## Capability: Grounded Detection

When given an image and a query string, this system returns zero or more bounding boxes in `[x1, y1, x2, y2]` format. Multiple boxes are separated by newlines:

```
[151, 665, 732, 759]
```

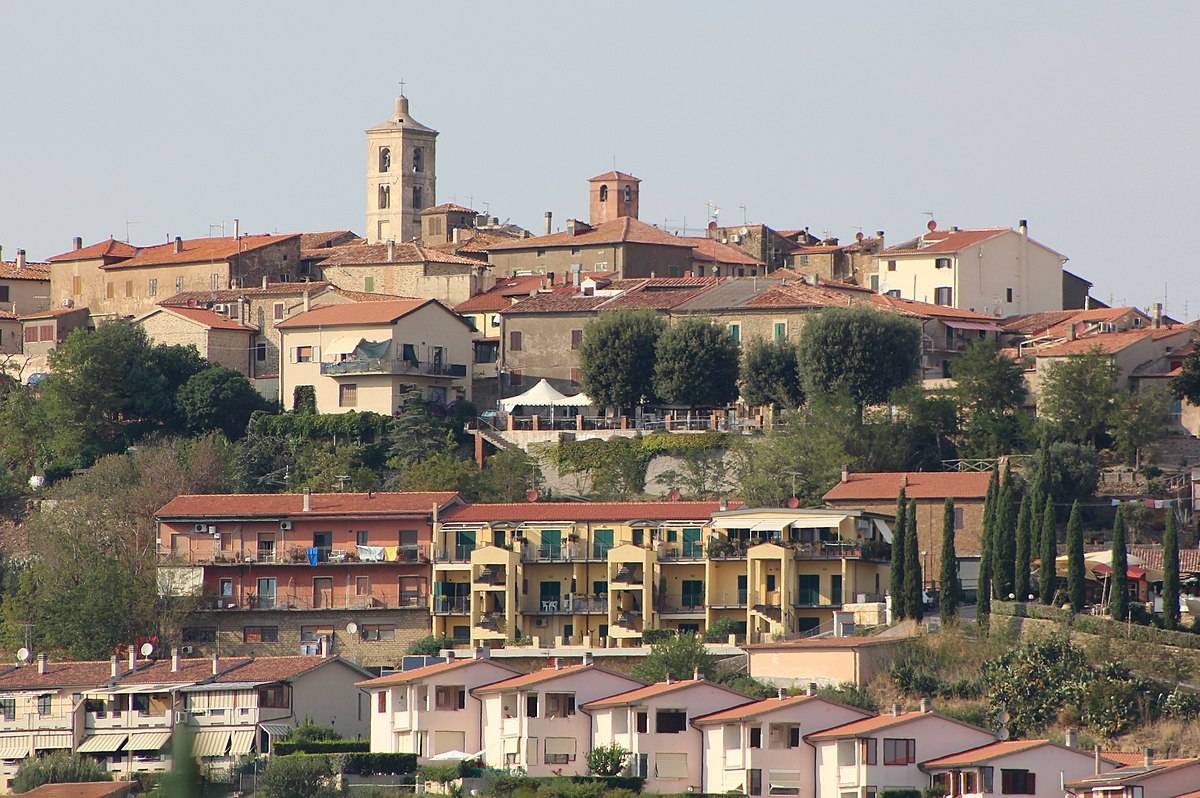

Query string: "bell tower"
[588, 170, 640, 225]
[365, 93, 438, 243]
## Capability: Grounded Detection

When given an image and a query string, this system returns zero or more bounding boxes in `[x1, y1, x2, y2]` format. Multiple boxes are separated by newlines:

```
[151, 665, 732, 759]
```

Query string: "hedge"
[276, 752, 417, 776]
[273, 739, 370, 755]
[641, 628, 677, 645]
[993, 600, 1200, 651]
[569, 775, 644, 792]
[483, 774, 644, 796]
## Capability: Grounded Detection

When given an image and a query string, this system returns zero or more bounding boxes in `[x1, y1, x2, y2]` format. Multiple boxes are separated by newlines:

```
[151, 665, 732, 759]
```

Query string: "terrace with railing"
[320, 357, 467, 378]
[197, 592, 428, 611]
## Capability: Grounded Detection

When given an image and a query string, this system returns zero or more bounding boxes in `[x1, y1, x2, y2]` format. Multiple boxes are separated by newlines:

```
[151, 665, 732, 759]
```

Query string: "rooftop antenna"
[333, 474, 351, 491]
[124, 219, 141, 243]
[739, 205, 747, 225]
[208, 223, 226, 237]
[922, 211, 935, 221]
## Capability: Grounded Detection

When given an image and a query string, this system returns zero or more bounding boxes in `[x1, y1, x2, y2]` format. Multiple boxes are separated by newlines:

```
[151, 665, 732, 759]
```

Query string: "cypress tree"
[1014, 494, 1032, 602]
[1066, 500, 1086, 612]
[1163, 510, 1181, 630]
[904, 499, 924, 620]
[977, 469, 999, 621]
[1110, 504, 1129, 621]
[995, 477, 1017, 600]
[1039, 496, 1057, 605]
[939, 497, 961, 623]
[890, 487, 908, 621]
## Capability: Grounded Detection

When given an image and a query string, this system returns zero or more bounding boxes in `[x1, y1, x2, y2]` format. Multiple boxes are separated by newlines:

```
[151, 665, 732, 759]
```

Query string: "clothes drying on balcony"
[357, 545, 386, 562]
[305, 547, 319, 566]
[498, 379, 593, 411]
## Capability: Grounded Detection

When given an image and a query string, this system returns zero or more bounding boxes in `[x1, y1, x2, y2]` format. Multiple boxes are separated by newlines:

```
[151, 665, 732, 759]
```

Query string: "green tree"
[632, 632, 715, 682]
[579, 309, 664, 410]
[259, 754, 340, 798]
[654, 447, 729, 500]
[980, 635, 1090, 736]
[890, 488, 908, 621]
[739, 338, 804, 408]
[1109, 505, 1129, 621]
[939, 498, 960, 623]
[1171, 348, 1200, 405]
[177, 365, 272, 440]
[1066, 500, 1086, 612]
[395, 451, 479, 494]
[703, 616, 742, 643]
[387, 388, 456, 469]
[1039, 350, 1119, 447]
[903, 499, 923, 620]
[1163, 510, 1181, 630]
[1030, 441, 1099, 515]
[11, 750, 111, 792]
[732, 398, 847, 507]
[796, 306, 922, 409]
[977, 469, 999, 619]
[586, 742, 629, 777]
[1110, 386, 1170, 466]
[0, 386, 50, 486]
[159, 724, 201, 798]
[406, 635, 454, 655]
[476, 447, 542, 502]
[1014, 494, 1032, 601]
[1039, 497, 1057, 605]
[148, 343, 208, 431]
[952, 339, 1028, 456]
[652, 317, 740, 408]
[993, 469, 1017, 600]
[292, 384, 316, 414]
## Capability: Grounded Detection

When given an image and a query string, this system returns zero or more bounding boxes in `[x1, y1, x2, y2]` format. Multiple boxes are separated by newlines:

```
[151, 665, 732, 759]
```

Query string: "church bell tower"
[365, 93, 438, 243]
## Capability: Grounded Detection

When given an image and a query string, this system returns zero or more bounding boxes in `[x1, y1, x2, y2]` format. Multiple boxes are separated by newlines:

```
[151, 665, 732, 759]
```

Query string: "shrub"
[817, 682, 879, 712]
[980, 634, 1091, 736]
[641, 628, 676, 645]
[259, 755, 339, 798]
[11, 751, 111, 793]
[406, 635, 454, 656]
[273, 739, 369, 755]
[703, 616, 741, 643]
[339, 752, 418, 776]
[586, 743, 629, 777]
[286, 719, 340, 743]
[1163, 688, 1200, 719]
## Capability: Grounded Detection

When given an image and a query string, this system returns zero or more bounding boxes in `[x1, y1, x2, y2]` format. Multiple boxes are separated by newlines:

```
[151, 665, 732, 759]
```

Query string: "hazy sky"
[3, 2, 1199, 315]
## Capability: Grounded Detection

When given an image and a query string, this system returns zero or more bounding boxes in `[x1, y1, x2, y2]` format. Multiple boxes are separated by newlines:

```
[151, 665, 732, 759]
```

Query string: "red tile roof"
[0, 260, 51, 281]
[582, 679, 739, 709]
[19, 306, 89, 321]
[0, 661, 114, 690]
[589, 171, 641, 182]
[1002, 307, 1145, 337]
[312, 242, 483, 267]
[474, 663, 631, 694]
[883, 227, 1009, 255]
[148, 306, 258, 331]
[1034, 330, 1156, 357]
[47, 238, 138, 262]
[157, 492, 460, 519]
[922, 739, 1058, 767]
[19, 782, 137, 798]
[693, 694, 828, 723]
[1066, 758, 1200, 788]
[116, 657, 249, 684]
[102, 235, 298, 270]
[441, 500, 730, 523]
[743, 284, 860, 309]
[868, 293, 1000, 321]
[356, 658, 516, 688]
[453, 276, 544, 312]
[824, 472, 991, 502]
[806, 709, 983, 740]
[299, 231, 361, 250]
[742, 635, 907, 651]
[686, 237, 763, 266]
[1128, 545, 1200, 576]
[501, 278, 718, 315]
[421, 203, 477, 215]
[275, 297, 438, 328]
[159, 282, 332, 306]
[487, 217, 693, 251]
[211, 655, 350, 683]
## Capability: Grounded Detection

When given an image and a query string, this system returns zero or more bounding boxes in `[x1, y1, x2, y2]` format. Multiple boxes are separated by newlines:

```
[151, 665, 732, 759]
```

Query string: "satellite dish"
[997, 726, 1010, 741]
[346, 622, 359, 635]
[739, 226, 749, 237]
[140, 642, 155, 657]
[786, 497, 800, 509]
[525, 489, 540, 503]
[926, 219, 937, 232]
[16, 648, 30, 664]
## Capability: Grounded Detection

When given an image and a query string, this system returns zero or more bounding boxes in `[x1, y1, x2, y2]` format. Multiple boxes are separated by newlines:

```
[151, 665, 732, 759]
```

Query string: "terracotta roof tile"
[157, 492, 460, 519]
[868, 293, 999, 321]
[806, 709, 985, 741]
[743, 284, 859, 309]
[159, 282, 332, 306]
[116, 657, 250, 684]
[686, 237, 762, 266]
[146, 306, 257, 331]
[487, 217, 693, 251]
[922, 739, 1058, 768]
[1034, 330, 1157, 357]
[589, 171, 641, 182]
[421, 203, 477, 215]
[19, 782, 137, 798]
[742, 636, 906, 651]
[211, 655, 347, 683]
[440, 500, 730, 523]
[47, 238, 138, 262]
[0, 309, 17, 320]
[275, 298, 439, 328]
[0, 261, 51, 281]
[582, 679, 737, 709]
[1128, 545, 1200, 576]
[501, 278, 717, 315]
[312, 242, 482, 268]
[19, 306, 89, 321]
[824, 472, 991, 502]
[0, 661, 114, 690]
[693, 694, 829, 723]
[453, 276, 544, 312]
[103, 235, 297, 270]
[882, 227, 1009, 255]
[356, 658, 516, 688]
[1066, 758, 1200, 788]
[299, 231, 361, 250]
[326, 287, 411, 303]
[474, 663, 627, 694]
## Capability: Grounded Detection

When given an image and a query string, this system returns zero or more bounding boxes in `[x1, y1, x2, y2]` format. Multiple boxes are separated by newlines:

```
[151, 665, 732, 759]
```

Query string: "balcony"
[709, 590, 748, 609]
[611, 566, 643, 586]
[792, 596, 841, 609]
[474, 566, 509, 587]
[169, 544, 427, 566]
[658, 600, 706, 615]
[523, 594, 608, 615]
[790, 540, 891, 562]
[476, 612, 507, 634]
[320, 357, 467, 378]
[519, 541, 609, 562]
[658, 545, 706, 562]
[433, 544, 479, 563]
[433, 596, 470, 615]
[201, 593, 428, 611]
[85, 710, 171, 731]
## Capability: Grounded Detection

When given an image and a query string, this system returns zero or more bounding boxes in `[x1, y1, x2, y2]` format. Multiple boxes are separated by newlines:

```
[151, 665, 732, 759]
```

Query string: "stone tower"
[588, 170, 640, 225]
[365, 94, 438, 243]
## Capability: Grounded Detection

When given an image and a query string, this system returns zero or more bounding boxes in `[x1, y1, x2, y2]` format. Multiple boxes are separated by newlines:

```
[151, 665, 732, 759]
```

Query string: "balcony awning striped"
[229, 730, 256, 755]
[128, 731, 172, 752]
[78, 733, 127, 754]
[0, 736, 30, 759]
[258, 723, 291, 740]
[34, 733, 72, 750]
[192, 730, 231, 758]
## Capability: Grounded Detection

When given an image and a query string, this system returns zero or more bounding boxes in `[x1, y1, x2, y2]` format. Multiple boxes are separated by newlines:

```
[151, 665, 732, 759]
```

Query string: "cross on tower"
[398, 78, 406, 95]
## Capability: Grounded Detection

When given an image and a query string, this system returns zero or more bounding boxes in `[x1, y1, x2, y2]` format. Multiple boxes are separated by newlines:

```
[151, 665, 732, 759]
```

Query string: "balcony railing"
[201, 593, 427, 611]
[658, 545, 706, 562]
[709, 590, 749, 608]
[474, 567, 509, 586]
[612, 567, 643, 585]
[524, 594, 608, 615]
[169, 544, 427, 566]
[433, 544, 479, 563]
[658, 600, 706, 614]
[519, 542, 610, 562]
[433, 596, 470, 615]
[320, 357, 467, 378]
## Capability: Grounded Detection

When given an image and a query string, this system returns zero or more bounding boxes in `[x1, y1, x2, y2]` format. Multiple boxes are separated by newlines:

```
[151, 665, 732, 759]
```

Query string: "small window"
[655, 709, 687, 733]
[749, 726, 762, 748]
[339, 383, 357, 408]
[355, 576, 370, 596]
[934, 287, 953, 307]
[377, 692, 387, 713]
[211, 273, 221, 290]
[378, 185, 391, 210]
[255, 342, 267, 362]
[887, 260, 897, 271]
[623, 185, 632, 203]
[0, 700, 13, 721]
[379, 147, 391, 173]
[525, 694, 539, 718]
[570, 329, 583, 350]
[0, 286, 8, 303]
[412, 186, 423, 209]
[510, 370, 523, 388]
[570, 367, 582, 385]
[361, 624, 396, 641]
[364, 276, 375, 293]
[509, 330, 522, 351]
[356, 530, 369, 546]
[106, 282, 114, 299]
[886, 289, 901, 298]
[37, 695, 51, 716]
[935, 257, 951, 269]
[176, 276, 185, 293]
[412, 147, 423, 174]
[728, 323, 741, 345]
[860, 737, 877, 765]
[882, 737, 915, 765]
[599, 185, 608, 202]
[954, 508, 964, 529]
[243, 626, 278, 643]
[72, 275, 82, 295]
[273, 302, 285, 320]
[1006, 287, 1014, 303]
[295, 345, 314, 363]
[147, 278, 157, 297]
[182, 627, 217, 643]
[635, 711, 648, 733]
[125, 280, 133, 298]
[773, 321, 787, 342]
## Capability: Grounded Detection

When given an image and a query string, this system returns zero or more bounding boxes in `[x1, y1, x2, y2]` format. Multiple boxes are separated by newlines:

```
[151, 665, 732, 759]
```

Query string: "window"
[106, 282, 114, 299]
[147, 278, 157, 297]
[356, 530, 369, 547]
[635, 710, 648, 733]
[961, 771, 977, 793]
[655, 709, 687, 733]
[72, 275, 82, 295]
[0, 286, 7, 304]
[412, 186, 423, 208]
[860, 737, 877, 765]
[570, 367, 582, 384]
[377, 692, 387, 713]
[935, 257, 951, 269]
[379, 147, 391, 172]
[727, 323, 741, 345]
[339, 383, 357, 407]
[525, 694, 539, 718]
[934, 287, 953, 306]
[176, 276, 185, 293]
[598, 184, 609, 202]
[773, 321, 787, 342]
[361, 624, 395, 641]
[182, 627, 217, 643]
[255, 342, 267, 362]
[570, 329, 583, 349]
[545, 693, 575, 718]
[1000, 769, 1035, 795]
[0, 699, 13, 721]
[954, 508, 964, 529]
[211, 273, 221, 290]
[749, 726, 762, 749]
[623, 185, 632, 203]
[1006, 287, 1014, 303]
[882, 737, 915, 765]
[435, 686, 466, 710]
[378, 185, 390, 209]
[243, 626, 278, 643]
[766, 770, 803, 796]
[364, 275, 375, 293]
[295, 345, 314, 363]
[887, 259, 897, 271]
[509, 330, 522, 351]
[273, 302, 285, 321]
[37, 694, 51, 716]
[748, 769, 762, 797]
[885, 289, 901, 298]
[125, 280, 133, 298]
[510, 369, 523, 387]
[412, 147, 423, 173]
[300, 625, 333, 642]
[130, 694, 150, 714]
[355, 576, 370, 596]
[259, 684, 288, 708]
[219, 578, 233, 597]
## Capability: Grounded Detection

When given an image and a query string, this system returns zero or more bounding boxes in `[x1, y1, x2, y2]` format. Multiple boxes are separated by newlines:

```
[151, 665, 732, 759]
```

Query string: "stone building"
[366, 95, 437, 244]
[0, 251, 50, 353]
[135, 306, 258, 377]
[310, 240, 489, 307]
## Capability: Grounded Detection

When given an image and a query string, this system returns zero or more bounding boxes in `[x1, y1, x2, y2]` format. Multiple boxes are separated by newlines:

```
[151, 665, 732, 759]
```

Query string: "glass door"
[256, 577, 276, 609]
[593, 529, 614, 559]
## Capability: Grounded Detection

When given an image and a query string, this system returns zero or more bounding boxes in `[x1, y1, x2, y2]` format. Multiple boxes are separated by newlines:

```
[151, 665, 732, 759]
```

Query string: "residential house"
[583, 678, 750, 793]
[875, 222, 1067, 315]
[922, 739, 1118, 798]
[155, 491, 462, 667]
[823, 471, 992, 598]
[299, 231, 363, 276]
[1002, 306, 1153, 349]
[308, 240, 490, 307]
[46, 234, 301, 323]
[0, 251, 50, 345]
[806, 703, 997, 798]
[685, 237, 766, 277]
[1031, 327, 1194, 408]
[783, 232, 887, 286]
[473, 660, 643, 776]
[135, 306, 257, 377]
[356, 652, 517, 759]
[0, 310, 19, 356]
[1062, 270, 1095, 310]
[706, 224, 798, 272]
[18, 306, 90, 357]
[1065, 756, 1200, 798]
[276, 298, 472, 414]
[694, 691, 872, 796]
[452, 274, 544, 407]
[743, 636, 907, 689]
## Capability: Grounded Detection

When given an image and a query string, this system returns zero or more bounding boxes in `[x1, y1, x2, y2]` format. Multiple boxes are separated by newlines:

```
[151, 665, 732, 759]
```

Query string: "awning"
[943, 320, 1000, 332]
[78, 734, 127, 754]
[655, 752, 688, 779]
[0, 737, 30, 759]
[258, 723, 292, 739]
[229, 730, 256, 755]
[192, 730, 231, 758]
[544, 737, 576, 756]
[128, 731, 172, 752]
[751, 519, 792, 532]
[33, 734, 72, 750]
[107, 683, 192, 694]
[326, 336, 366, 356]
[499, 379, 593, 411]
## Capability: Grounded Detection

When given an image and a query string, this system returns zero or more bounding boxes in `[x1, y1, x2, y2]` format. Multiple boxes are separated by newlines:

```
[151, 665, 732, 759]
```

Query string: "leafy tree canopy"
[1038, 350, 1118, 448]
[796, 306, 922, 408]
[652, 317, 740, 408]
[952, 340, 1028, 457]
[632, 632, 715, 682]
[579, 309, 664, 409]
[177, 365, 273, 440]
[739, 338, 804, 409]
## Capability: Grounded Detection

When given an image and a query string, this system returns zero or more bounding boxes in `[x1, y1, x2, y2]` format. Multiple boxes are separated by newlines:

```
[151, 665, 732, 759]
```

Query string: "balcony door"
[593, 529, 613, 559]
[797, 574, 820, 606]
[682, 527, 703, 558]
[312, 532, 332, 562]
[256, 577, 276, 609]
[540, 530, 561, 560]
[539, 581, 562, 612]
[455, 530, 475, 560]
[313, 577, 333, 609]
[681, 580, 704, 609]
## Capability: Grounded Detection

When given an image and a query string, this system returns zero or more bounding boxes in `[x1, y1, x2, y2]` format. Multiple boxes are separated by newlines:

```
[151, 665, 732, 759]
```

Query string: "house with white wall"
[694, 690, 872, 796]
[583, 677, 750, 793]
[922, 739, 1119, 798]
[357, 653, 516, 758]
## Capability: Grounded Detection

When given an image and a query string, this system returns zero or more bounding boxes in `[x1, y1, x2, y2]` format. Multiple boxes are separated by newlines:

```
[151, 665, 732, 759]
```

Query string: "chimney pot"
[73, 236, 83, 251]
[807, 682, 817, 696]
[1152, 302, 1163, 329]
[841, 467, 849, 483]
[900, 474, 908, 488]
[452, 227, 462, 245]
[303, 488, 312, 512]
[1093, 745, 1101, 775]
[666, 674, 673, 684]
[262, 275, 268, 289]
[719, 498, 729, 511]
[212, 653, 219, 675]
[582, 651, 593, 666]
[36, 653, 47, 675]
[128, 646, 136, 672]
[1065, 728, 1079, 750]
[110, 655, 118, 677]
[919, 697, 931, 713]
[173, 236, 183, 254]
[387, 239, 396, 263]
[1068, 324, 1077, 341]
[1144, 747, 1153, 767]
[692, 667, 701, 681]
[1019, 219, 1029, 235]
[478, 645, 491, 660]
[16, 250, 26, 271]
[891, 702, 902, 717]
[544, 211, 553, 236]
[171, 648, 180, 673]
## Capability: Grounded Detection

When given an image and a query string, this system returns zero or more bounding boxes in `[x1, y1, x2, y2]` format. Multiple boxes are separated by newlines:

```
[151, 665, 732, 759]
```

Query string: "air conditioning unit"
[173, 710, 191, 724]
[180, 646, 194, 655]
[730, 233, 742, 243]
[194, 523, 207, 534]
[213, 303, 228, 315]
[280, 520, 294, 531]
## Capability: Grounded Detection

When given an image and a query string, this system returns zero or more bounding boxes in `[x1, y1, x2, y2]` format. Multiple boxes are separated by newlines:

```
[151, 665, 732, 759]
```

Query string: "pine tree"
[1109, 504, 1129, 621]
[1039, 497, 1057, 605]
[1163, 510, 1181, 630]
[904, 499, 924, 620]
[977, 469, 999, 622]
[890, 487, 908, 621]
[1014, 494, 1032, 602]
[1066, 500, 1086, 612]
[939, 497, 961, 623]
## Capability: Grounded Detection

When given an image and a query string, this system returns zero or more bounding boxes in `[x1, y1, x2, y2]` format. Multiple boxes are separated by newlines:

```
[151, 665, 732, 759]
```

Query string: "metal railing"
[658, 599, 706, 614]
[524, 594, 608, 615]
[433, 596, 470, 615]
[320, 357, 467, 377]
[709, 590, 749, 608]
[207, 592, 428, 611]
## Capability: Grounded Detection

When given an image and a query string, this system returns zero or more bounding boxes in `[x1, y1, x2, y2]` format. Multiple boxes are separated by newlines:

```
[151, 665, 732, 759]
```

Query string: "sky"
[2, 1, 1199, 316]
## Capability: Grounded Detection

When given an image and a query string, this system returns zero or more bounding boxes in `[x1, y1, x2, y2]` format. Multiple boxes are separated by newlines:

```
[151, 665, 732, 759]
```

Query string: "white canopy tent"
[499, 379, 593, 412]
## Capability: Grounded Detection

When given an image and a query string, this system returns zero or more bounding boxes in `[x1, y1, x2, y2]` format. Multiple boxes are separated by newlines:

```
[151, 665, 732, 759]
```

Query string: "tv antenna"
[124, 219, 141, 243]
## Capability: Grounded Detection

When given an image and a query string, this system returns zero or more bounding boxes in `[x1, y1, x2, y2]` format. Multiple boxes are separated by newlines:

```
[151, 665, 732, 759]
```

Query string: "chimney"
[15, 250, 26, 271]
[302, 488, 312, 512]
[386, 239, 396, 263]
[1018, 219, 1029, 238]
[719, 498, 729, 511]
[262, 275, 268, 289]
[582, 651, 593, 666]
[110, 656, 119, 677]
[1064, 728, 1078, 750]
[875, 231, 885, 246]
[173, 236, 183, 255]
[128, 646, 136, 672]
[36, 653, 47, 674]
[73, 236, 83, 251]
[891, 702, 902, 717]
[806, 682, 818, 696]
[1093, 746, 1101, 775]
[841, 466, 849, 483]
[234, 218, 240, 240]
[477, 645, 490, 660]
[452, 227, 462, 245]
[1153, 302, 1163, 329]
[171, 648, 180, 672]
[777, 688, 786, 700]
[553, 657, 561, 670]
[692, 666, 701, 681]
[919, 697, 932, 713]
[1068, 324, 1077, 341]
[544, 211, 553, 235]
[319, 636, 328, 658]
[303, 289, 310, 312]
[211, 653, 219, 675]
[950, 226, 960, 232]
[1143, 747, 1153, 767]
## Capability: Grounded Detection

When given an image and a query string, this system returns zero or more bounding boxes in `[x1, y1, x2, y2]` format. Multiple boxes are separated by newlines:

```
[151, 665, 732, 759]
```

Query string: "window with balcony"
[259, 684, 289, 708]
[656, 709, 687, 733]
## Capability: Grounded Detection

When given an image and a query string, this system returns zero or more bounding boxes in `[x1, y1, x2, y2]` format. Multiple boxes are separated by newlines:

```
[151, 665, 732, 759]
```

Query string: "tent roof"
[499, 379, 593, 410]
